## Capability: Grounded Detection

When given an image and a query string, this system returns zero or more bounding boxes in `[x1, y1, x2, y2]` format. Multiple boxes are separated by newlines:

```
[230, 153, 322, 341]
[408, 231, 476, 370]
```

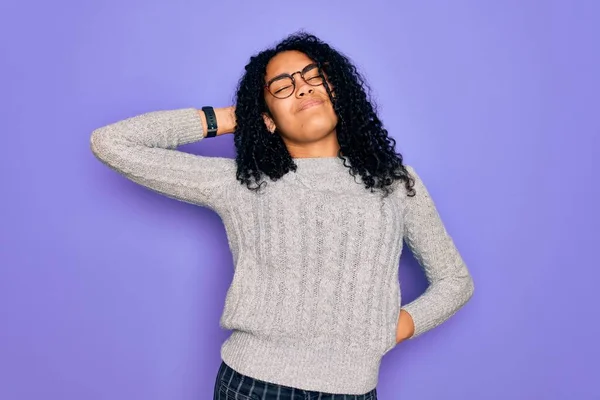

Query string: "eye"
[274, 85, 292, 93]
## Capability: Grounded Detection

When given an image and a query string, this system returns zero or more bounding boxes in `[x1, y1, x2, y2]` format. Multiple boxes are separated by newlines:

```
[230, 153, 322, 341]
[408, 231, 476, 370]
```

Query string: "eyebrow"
[266, 63, 318, 85]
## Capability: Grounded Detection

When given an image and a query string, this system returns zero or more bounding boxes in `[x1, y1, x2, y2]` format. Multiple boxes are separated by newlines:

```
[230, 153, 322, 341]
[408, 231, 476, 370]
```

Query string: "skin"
[397, 309, 415, 343]
[197, 50, 416, 343]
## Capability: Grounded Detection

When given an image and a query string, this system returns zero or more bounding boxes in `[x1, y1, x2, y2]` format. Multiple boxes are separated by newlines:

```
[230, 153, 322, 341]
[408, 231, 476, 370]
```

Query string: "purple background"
[1, 1, 598, 399]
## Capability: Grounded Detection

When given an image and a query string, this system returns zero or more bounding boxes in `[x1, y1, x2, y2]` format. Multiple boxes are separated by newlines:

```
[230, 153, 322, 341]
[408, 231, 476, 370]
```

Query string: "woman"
[91, 32, 474, 399]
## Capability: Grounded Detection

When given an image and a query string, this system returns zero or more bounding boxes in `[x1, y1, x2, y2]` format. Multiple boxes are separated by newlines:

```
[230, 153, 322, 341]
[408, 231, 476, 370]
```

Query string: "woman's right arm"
[90, 107, 237, 212]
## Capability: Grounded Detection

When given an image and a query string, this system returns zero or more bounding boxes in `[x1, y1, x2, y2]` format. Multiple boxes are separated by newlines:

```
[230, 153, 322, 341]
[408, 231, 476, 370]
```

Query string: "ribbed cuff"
[169, 107, 206, 144]
[400, 302, 435, 339]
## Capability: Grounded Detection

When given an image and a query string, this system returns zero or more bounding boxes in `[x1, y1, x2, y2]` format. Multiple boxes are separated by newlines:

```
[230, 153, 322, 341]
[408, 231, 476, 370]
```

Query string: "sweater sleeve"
[400, 165, 475, 339]
[90, 108, 236, 212]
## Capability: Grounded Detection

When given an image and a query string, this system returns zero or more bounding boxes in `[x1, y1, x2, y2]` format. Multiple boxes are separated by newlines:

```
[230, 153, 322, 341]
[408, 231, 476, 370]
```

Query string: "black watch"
[201, 106, 218, 138]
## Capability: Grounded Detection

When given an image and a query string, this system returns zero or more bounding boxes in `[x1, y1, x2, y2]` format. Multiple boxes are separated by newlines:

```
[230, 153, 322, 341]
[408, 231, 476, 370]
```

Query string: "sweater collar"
[284, 156, 369, 194]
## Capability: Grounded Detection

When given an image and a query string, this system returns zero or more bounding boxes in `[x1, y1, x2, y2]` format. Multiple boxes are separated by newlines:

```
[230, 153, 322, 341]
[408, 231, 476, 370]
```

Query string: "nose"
[291, 70, 314, 98]
[297, 86, 315, 97]
[292, 72, 315, 97]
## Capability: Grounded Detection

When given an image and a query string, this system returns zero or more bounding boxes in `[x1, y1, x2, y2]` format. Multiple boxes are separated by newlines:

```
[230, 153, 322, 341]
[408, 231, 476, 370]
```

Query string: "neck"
[284, 130, 341, 159]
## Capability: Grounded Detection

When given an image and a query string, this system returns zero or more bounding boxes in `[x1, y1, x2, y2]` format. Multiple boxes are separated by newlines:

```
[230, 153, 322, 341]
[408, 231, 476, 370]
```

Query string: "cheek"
[319, 71, 335, 93]
[324, 79, 336, 97]
[268, 99, 296, 126]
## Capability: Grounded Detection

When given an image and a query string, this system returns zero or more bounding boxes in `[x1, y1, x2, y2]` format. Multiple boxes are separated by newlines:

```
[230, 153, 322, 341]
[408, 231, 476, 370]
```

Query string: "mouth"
[298, 99, 324, 111]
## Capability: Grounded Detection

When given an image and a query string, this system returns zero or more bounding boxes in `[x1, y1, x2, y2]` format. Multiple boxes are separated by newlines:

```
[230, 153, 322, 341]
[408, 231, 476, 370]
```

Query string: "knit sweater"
[90, 108, 474, 395]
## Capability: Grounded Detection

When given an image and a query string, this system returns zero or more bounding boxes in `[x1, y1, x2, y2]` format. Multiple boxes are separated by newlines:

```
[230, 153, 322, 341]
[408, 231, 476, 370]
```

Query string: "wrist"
[214, 106, 236, 135]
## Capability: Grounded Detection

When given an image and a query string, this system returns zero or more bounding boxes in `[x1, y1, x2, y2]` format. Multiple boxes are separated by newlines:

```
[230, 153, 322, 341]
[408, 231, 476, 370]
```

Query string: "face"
[263, 50, 338, 144]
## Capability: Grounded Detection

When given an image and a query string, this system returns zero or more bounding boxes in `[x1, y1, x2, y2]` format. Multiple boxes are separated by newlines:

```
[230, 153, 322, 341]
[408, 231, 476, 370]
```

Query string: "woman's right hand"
[198, 106, 236, 136]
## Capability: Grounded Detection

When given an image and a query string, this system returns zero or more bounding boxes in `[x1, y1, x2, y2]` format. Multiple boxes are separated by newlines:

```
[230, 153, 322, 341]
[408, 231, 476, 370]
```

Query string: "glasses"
[265, 63, 326, 99]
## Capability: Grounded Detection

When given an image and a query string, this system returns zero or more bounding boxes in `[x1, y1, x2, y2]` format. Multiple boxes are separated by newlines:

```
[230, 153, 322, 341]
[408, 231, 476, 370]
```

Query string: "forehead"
[265, 50, 315, 78]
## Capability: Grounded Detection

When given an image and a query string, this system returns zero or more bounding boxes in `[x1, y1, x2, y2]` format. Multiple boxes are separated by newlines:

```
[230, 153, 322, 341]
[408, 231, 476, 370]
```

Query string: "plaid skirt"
[213, 360, 378, 400]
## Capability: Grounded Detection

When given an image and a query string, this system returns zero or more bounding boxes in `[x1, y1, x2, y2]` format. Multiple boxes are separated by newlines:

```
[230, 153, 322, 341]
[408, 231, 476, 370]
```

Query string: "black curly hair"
[232, 31, 415, 198]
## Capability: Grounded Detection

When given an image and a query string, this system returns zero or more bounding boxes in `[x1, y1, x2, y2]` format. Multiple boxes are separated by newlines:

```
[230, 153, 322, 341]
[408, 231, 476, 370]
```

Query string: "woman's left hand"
[395, 309, 416, 344]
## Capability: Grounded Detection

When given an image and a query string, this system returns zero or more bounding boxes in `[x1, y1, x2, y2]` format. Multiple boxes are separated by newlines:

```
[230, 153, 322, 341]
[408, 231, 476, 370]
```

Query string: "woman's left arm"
[398, 165, 475, 340]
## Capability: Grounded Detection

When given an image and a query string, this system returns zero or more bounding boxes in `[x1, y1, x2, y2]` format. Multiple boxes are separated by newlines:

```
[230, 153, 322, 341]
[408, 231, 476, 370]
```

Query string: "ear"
[262, 113, 276, 133]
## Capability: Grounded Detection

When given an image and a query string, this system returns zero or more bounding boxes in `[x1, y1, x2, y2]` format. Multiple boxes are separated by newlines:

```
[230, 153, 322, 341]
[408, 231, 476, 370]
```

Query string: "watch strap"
[201, 106, 218, 138]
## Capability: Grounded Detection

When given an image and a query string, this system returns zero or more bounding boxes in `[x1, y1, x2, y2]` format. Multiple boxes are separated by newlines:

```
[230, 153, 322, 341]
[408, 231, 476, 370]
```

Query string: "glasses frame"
[264, 62, 328, 99]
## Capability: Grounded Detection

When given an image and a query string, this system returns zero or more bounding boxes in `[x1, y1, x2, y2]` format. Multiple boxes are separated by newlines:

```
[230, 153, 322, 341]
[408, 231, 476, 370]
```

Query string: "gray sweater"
[90, 108, 474, 395]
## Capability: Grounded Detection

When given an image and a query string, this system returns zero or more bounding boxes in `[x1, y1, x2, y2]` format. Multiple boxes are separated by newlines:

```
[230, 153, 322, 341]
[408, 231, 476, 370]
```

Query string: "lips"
[298, 98, 324, 111]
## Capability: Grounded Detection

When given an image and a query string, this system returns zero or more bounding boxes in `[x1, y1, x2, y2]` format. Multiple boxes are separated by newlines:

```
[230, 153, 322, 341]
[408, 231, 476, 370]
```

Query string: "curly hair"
[232, 31, 415, 198]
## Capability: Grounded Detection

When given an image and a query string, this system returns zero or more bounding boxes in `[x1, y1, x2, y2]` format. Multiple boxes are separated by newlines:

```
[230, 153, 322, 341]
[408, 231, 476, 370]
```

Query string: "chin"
[301, 115, 338, 135]
[301, 124, 336, 139]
